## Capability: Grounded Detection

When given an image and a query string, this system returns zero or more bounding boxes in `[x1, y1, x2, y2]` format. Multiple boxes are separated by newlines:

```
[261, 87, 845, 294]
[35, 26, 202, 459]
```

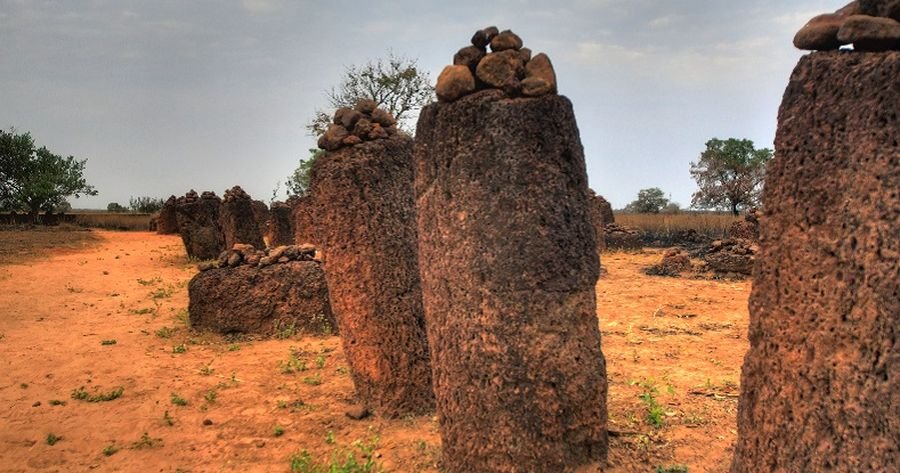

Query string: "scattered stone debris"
[727, 209, 760, 241]
[436, 26, 557, 102]
[703, 238, 757, 277]
[794, 1, 900, 51]
[317, 99, 402, 152]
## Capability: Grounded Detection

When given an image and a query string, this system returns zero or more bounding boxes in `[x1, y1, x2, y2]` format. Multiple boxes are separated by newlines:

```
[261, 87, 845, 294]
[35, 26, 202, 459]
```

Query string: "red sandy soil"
[0, 230, 749, 472]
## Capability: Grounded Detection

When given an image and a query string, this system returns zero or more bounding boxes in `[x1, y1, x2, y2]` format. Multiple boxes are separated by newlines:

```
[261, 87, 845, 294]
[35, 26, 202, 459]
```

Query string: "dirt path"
[0, 231, 749, 472]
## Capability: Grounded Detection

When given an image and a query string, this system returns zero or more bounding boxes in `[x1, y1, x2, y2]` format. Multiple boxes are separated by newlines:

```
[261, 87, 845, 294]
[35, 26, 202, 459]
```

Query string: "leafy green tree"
[1, 128, 97, 218]
[307, 53, 433, 136]
[286, 149, 325, 197]
[625, 187, 669, 213]
[690, 138, 773, 215]
[107, 202, 127, 212]
[128, 196, 164, 213]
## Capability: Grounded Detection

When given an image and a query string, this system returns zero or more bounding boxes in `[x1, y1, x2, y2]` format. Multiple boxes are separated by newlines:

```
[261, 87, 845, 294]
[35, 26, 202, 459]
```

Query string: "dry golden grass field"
[0, 229, 749, 472]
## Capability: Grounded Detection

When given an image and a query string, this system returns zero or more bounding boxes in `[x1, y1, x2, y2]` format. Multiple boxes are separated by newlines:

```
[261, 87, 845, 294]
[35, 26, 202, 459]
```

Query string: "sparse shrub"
[46, 433, 61, 446]
[155, 326, 176, 338]
[170, 393, 188, 406]
[172, 344, 187, 354]
[274, 425, 285, 437]
[71, 386, 124, 402]
[130, 432, 161, 449]
[100, 339, 117, 345]
[102, 444, 119, 456]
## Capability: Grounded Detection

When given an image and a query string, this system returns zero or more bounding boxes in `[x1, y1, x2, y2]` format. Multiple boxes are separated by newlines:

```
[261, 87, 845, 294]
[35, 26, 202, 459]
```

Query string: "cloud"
[648, 15, 676, 28]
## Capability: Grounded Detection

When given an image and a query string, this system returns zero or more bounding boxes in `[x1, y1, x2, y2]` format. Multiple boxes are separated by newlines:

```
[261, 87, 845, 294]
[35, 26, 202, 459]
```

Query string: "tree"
[307, 53, 434, 136]
[625, 187, 669, 213]
[107, 202, 127, 212]
[690, 138, 773, 215]
[286, 149, 325, 197]
[128, 196, 164, 213]
[1, 128, 97, 218]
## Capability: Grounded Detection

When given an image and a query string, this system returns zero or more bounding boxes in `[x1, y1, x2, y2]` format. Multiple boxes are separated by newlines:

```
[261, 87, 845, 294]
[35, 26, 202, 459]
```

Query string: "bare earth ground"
[0, 231, 749, 472]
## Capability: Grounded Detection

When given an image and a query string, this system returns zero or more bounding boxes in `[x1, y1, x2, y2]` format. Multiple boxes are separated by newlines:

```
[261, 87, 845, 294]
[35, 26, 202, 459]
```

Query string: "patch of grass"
[170, 393, 188, 406]
[289, 437, 382, 473]
[130, 432, 162, 450]
[46, 433, 61, 446]
[199, 365, 214, 376]
[274, 321, 299, 340]
[163, 410, 175, 426]
[149, 286, 172, 300]
[136, 277, 162, 286]
[274, 425, 285, 437]
[71, 386, 124, 403]
[49, 399, 67, 406]
[280, 350, 307, 374]
[130, 307, 156, 316]
[172, 344, 187, 354]
[102, 444, 119, 456]
[227, 343, 241, 351]
[175, 309, 190, 327]
[302, 374, 322, 386]
[100, 339, 117, 346]
[638, 387, 665, 428]
[325, 431, 335, 445]
[155, 326, 177, 338]
[656, 466, 689, 473]
[315, 355, 326, 369]
[203, 389, 217, 403]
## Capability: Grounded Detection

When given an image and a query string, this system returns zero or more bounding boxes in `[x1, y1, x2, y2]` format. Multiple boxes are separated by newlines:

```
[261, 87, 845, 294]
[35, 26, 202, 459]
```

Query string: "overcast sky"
[0, 0, 830, 209]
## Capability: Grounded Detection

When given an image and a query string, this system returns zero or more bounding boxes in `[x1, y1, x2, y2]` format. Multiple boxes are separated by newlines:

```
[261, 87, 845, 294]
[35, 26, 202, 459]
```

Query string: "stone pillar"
[251, 200, 270, 244]
[219, 186, 264, 250]
[415, 90, 608, 472]
[291, 195, 317, 246]
[310, 134, 434, 418]
[266, 201, 295, 247]
[156, 195, 179, 234]
[731, 51, 899, 472]
[175, 190, 224, 260]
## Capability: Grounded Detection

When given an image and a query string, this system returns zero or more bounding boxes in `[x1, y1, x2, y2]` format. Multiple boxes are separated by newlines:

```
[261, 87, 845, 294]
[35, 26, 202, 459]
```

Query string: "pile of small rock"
[645, 249, 693, 277]
[198, 243, 318, 271]
[794, 1, 900, 51]
[703, 238, 757, 277]
[435, 26, 558, 102]
[317, 99, 402, 152]
[604, 223, 643, 251]
[727, 209, 760, 241]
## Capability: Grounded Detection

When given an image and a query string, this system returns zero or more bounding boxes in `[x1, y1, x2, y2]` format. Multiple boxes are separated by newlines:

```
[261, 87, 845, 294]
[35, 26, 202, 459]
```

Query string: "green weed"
[46, 433, 61, 445]
[170, 393, 188, 406]
[102, 444, 119, 456]
[71, 386, 124, 402]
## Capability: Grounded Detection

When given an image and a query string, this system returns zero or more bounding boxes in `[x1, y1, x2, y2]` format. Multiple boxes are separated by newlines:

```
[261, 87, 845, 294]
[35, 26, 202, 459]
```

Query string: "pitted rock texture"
[175, 190, 225, 260]
[794, 0, 900, 50]
[251, 199, 270, 243]
[291, 195, 317, 246]
[727, 209, 760, 240]
[588, 190, 613, 253]
[645, 249, 692, 277]
[219, 186, 265, 250]
[731, 51, 899, 473]
[266, 201, 294, 248]
[188, 260, 335, 337]
[156, 195, 179, 234]
[703, 238, 756, 276]
[436, 27, 558, 102]
[310, 134, 434, 418]
[414, 90, 608, 472]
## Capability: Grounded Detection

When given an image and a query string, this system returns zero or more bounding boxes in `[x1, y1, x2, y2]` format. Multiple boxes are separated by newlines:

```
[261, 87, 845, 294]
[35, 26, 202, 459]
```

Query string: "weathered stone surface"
[175, 190, 224, 260]
[838, 14, 900, 51]
[220, 186, 265, 250]
[310, 134, 434, 418]
[436, 65, 476, 102]
[794, 13, 847, 50]
[156, 195, 179, 234]
[188, 260, 335, 336]
[731, 51, 899, 473]
[522, 53, 557, 96]
[266, 201, 294, 247]
[251, 200, 269, 241]
[727, 210, 760, 240]
[291, 195, 317, 246]
[414, 90, 608, 472]
[588, 190, 613, 253]
[453, 45, 486, 72]
[604, 223, 643, 251]
[475, 49, 524, 91]
[370, 108, 396, 127]
[489, 29, 523, 51]
[860, 0, 900, 20]
[354, 99, 377, 114]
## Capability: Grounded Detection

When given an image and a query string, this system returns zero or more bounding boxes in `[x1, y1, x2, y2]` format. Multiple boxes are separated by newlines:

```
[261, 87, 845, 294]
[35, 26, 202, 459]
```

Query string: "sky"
[0, 0, 831, 210]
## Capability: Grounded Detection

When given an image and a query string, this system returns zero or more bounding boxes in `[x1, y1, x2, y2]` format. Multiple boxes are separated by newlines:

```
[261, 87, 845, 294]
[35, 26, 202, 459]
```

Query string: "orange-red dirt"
[0, 231, 749, 472]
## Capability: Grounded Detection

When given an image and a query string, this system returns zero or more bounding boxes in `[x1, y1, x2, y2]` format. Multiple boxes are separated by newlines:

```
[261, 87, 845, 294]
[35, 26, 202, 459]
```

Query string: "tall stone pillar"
[731, 51, 899, 472]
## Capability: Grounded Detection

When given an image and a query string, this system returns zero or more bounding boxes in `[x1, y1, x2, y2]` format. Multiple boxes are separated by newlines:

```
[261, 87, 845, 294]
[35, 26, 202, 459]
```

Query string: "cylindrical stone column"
[731, 51, 899, 472]
[219, 186, 264, 250]
[414, 89, 608, 472]
[175, 190, 225, 260]
[310, 134, 434, 417]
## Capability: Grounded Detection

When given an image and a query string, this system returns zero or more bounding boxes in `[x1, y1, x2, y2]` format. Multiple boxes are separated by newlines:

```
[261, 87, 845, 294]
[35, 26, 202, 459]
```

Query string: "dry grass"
[0, 226, 101, 266]
[615, 212, 739, 244]
[72, 213, 152, 231]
